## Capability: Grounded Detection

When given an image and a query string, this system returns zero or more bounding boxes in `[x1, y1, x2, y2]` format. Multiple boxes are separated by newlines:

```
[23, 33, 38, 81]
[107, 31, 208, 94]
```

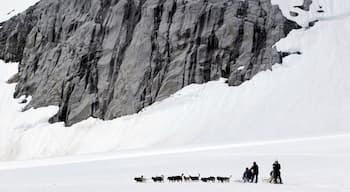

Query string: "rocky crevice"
[0, 0, 301, 126]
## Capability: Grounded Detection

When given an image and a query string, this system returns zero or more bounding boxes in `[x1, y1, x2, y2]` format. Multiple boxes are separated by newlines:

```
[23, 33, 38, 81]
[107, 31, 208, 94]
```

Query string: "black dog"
[152, 175, 164, 183]
[217, 176, 232, 183]
[168, 174, 184, 182]
[190, 174, 200, 181]
[183, 175, 191, 182]
[201, 176, 215, 183]
[134, 176, 146, 183]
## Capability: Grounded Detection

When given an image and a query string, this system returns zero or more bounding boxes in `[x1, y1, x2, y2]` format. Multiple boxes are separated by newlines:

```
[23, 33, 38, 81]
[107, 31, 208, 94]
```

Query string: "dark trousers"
[277, 174, 282, 184]
[273, 171, 282, 184]
[251, 174, 258, 183]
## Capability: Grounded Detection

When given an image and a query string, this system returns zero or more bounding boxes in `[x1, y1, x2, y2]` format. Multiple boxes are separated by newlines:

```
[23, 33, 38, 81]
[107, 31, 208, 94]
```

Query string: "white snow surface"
[0, 134, 349, 191]
[0, 0, 350, 160]
[0, 0, 350, 191]
[0, 0, 39, 22]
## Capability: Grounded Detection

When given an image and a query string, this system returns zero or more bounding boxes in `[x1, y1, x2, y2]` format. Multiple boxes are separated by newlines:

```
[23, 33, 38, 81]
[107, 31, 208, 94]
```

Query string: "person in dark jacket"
[242, 167, 252, 183]
[250, 162, 259, 183]
[272, 160, 283, 184]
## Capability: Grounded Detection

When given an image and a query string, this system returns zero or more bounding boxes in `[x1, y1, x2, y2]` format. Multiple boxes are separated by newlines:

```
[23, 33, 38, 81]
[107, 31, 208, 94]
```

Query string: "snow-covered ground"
[0, 134, 349, 192]
[0, 0, 350, 191]
[1, 0, 350, 160]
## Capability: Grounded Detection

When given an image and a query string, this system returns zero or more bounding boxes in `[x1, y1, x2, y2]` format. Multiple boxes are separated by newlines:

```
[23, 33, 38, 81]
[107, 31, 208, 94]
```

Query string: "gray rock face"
[294, 0, 313, 11]
[0, 0, 300, 126]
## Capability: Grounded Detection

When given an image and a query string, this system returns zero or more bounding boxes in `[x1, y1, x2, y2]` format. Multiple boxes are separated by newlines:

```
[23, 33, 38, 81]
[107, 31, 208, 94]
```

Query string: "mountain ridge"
[0, 0, 299, 126]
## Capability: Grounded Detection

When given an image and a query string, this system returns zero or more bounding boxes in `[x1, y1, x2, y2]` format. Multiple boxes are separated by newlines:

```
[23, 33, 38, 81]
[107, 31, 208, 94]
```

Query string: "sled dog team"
[134, 174, 231, 183]
[134, 161, 282, 184]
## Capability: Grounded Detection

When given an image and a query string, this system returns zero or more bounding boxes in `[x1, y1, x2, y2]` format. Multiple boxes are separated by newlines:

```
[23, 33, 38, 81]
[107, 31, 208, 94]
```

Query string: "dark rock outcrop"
[290, 11, 299, 17]
[0, 0, 300, 126]
[294, 0, 313, 11]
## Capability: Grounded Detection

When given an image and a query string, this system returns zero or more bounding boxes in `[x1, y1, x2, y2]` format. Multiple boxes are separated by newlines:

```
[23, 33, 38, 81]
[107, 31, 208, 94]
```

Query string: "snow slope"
[0, 0, 350, 160]
[0, 0, 39, 23]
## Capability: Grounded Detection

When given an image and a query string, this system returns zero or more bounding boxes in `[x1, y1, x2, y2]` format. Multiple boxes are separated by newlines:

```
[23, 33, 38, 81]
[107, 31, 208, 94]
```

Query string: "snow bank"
[0, 62, 58, 159]
[1, 0, 350, 160]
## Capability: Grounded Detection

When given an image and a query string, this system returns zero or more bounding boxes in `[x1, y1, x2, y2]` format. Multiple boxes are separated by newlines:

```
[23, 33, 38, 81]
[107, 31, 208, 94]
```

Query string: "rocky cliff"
[0, 0, 300, 126]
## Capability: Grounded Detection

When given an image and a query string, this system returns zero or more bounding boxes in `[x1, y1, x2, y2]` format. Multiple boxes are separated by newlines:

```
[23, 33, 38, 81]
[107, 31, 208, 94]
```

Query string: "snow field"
[0, 0, 349, 161]
[0, 134, 349, 192]
[0, 0, 350, 191]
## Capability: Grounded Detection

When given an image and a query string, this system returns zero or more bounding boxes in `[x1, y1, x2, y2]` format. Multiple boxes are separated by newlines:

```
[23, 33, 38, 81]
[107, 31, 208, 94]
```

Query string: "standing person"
[250, 162, 259, 183]
[272, 160, 283, 184]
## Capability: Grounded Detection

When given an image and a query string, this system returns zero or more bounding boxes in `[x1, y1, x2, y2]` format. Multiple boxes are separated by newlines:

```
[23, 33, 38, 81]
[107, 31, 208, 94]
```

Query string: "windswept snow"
[0, 0, 350, 160]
